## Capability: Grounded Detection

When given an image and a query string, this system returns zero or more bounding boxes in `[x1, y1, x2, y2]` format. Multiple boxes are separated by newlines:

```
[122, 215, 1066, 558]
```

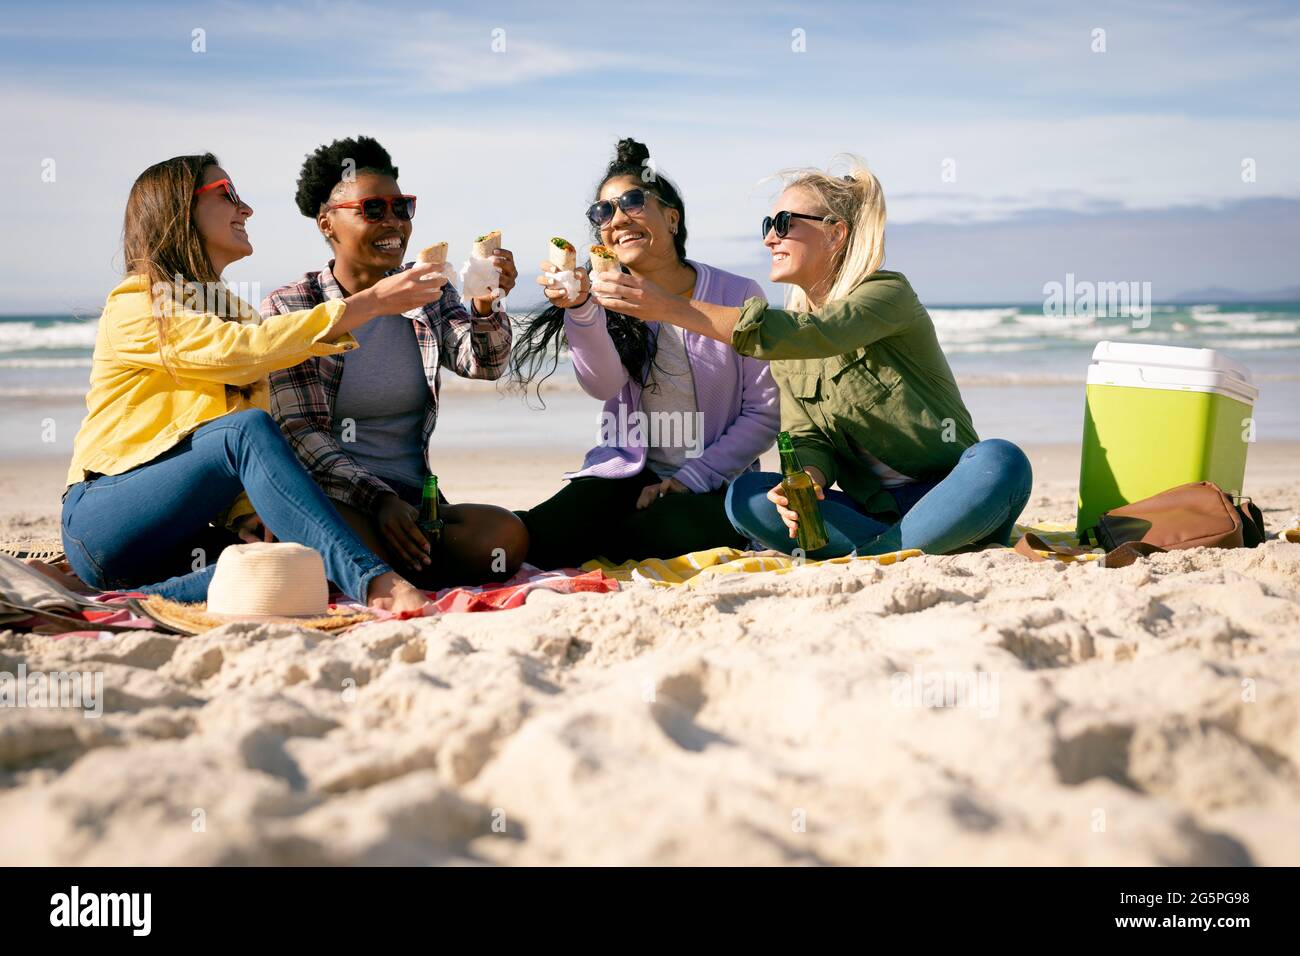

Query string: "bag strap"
[1014, 531, 1166, 568]
[1233, 497, 1267, 547]
[1014, 532, 1092, 561]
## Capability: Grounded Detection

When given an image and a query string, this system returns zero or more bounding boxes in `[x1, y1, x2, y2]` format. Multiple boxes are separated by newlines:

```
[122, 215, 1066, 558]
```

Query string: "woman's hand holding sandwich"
[537, 260, 591, 309]
[469, 248, 518, 317]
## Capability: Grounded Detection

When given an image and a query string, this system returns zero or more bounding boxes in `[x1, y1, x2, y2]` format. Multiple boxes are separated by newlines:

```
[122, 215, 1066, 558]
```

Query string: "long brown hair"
[122, 153, 241, 339]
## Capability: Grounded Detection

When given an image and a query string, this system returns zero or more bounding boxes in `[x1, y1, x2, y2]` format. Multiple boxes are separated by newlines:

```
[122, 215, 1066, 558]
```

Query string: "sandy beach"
[1, 436, 1297, 866]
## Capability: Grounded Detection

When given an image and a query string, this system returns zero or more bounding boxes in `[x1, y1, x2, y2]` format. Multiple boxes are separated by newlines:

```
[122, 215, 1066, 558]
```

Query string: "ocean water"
[4, 302, 1299, 458]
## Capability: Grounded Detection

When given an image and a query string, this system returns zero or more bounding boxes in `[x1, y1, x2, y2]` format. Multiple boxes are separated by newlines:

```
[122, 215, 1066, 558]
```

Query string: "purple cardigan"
[563, 260, 779, 492]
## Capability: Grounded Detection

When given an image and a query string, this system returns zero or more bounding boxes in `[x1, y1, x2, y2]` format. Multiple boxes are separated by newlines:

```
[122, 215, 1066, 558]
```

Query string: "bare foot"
[366, 571, 429, 614]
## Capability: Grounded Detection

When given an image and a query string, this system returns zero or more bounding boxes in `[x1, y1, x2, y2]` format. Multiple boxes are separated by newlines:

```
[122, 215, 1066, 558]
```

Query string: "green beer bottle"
[418, 474, 444, 545]
[777, 431, 829, 553]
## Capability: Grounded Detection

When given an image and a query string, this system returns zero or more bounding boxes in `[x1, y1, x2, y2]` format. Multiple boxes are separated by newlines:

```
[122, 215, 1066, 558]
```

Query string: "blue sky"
[2, 0, 1298, 310]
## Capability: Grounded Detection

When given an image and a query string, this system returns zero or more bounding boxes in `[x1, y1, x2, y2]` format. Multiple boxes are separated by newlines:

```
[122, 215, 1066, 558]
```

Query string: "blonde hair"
[775, 154, 886, 310]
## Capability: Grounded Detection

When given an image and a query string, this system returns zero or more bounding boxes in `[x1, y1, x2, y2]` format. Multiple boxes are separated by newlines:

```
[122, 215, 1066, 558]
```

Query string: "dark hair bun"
[614, 138, 651, 168]
[597, 136, 687, 262]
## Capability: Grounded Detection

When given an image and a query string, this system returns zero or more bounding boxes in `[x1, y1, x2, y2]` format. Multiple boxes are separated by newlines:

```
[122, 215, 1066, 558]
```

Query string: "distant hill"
[1167, 284, 1300, 303]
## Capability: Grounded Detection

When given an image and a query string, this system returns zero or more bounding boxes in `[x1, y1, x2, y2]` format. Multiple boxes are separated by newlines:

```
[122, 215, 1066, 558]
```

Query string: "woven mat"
[0, 536, 65, 562]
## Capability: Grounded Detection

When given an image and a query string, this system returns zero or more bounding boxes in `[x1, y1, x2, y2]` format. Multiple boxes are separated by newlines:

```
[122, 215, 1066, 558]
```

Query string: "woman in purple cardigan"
[513, 139, 778, 568]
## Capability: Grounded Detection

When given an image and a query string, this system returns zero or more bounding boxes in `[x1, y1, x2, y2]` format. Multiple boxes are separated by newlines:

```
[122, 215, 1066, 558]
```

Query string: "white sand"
[2, 444, 1298, 865]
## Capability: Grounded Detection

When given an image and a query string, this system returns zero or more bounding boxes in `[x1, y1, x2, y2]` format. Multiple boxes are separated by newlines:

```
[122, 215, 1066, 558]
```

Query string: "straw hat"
[132, 542, 374, 635]
[208, 542, 329, 619]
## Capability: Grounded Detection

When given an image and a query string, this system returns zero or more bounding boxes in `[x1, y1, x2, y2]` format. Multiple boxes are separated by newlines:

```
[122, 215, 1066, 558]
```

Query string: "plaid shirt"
[263, 261, 511, 514]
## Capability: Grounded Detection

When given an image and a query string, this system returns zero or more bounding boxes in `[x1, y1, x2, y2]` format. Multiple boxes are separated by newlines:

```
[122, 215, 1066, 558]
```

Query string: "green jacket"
[731, 270, 978, 516]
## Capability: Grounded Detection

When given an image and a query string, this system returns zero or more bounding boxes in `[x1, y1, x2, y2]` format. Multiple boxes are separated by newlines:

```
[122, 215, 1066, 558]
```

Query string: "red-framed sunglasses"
[325, 194, 417, 222]
[194, 178, 246, 207]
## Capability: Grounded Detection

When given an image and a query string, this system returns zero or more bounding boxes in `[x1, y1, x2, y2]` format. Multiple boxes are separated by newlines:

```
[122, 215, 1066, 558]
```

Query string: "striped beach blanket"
[423, 567, 619, 612]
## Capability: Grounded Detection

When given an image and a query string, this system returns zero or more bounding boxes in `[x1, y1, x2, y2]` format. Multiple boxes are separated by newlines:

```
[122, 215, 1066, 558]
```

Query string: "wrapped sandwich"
[546, 237, 582, 300]
[417, 242, 448, 267]
[397, 242, 452, 317]
[460, 230, 503, 299]
[548, 236, 576, 271]
[473, 230, 501, 259]
[589, 244, 620, 274]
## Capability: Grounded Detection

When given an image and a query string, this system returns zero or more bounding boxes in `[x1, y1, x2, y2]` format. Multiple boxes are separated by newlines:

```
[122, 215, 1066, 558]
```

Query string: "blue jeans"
[61, 409, 391, 603]
[725, 438, 1033, 559]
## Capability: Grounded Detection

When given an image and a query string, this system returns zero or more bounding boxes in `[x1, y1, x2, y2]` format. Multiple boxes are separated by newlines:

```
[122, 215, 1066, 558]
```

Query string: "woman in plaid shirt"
[264, 136, 527, 588]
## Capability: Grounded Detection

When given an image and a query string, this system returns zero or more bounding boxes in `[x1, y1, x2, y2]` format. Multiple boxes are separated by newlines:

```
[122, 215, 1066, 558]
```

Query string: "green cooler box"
[1077, 341, 1258, 534]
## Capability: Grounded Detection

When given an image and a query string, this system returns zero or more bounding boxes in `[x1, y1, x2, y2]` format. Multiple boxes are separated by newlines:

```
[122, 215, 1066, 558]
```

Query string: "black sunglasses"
[762, 210, 832, 240]
[587, 187, 662, 227]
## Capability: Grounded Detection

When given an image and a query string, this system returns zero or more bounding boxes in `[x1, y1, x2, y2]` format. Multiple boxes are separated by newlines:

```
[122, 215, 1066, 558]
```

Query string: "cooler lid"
[1087, 341, 1258, 404]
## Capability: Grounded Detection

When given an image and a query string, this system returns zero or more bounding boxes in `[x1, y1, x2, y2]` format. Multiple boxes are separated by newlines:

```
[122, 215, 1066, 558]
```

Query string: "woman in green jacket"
[588, 156, 1032, 558]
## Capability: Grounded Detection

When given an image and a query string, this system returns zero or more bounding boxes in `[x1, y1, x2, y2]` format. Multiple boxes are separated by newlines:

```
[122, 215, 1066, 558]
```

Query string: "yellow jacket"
[68, 275, 357, 525]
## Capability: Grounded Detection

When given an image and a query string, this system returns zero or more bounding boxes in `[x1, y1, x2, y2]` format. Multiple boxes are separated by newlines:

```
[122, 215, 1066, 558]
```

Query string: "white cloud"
[3, 0, 1298, 310]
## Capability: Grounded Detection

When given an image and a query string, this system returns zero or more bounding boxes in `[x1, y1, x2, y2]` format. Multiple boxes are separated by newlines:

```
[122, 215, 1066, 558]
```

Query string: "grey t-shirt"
[642, 322, 699, 480]
[330, 315, 428, 489]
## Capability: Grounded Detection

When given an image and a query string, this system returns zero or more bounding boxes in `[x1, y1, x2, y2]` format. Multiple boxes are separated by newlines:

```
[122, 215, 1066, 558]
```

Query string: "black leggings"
[519, 468, 747, 569]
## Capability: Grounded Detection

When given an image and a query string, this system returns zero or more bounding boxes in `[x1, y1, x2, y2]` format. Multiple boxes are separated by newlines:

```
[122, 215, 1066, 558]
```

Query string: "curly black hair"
[294, 135, 399, 217]
[510, 138, 684, 406]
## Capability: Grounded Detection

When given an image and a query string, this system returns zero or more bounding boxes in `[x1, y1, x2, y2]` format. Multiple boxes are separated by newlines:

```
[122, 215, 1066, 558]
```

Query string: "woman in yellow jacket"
[62, 154, 440, 612]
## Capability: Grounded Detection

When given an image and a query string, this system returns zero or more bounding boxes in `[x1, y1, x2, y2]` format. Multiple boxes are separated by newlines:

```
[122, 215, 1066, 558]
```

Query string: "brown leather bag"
[1016, 481, 1266, 567]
